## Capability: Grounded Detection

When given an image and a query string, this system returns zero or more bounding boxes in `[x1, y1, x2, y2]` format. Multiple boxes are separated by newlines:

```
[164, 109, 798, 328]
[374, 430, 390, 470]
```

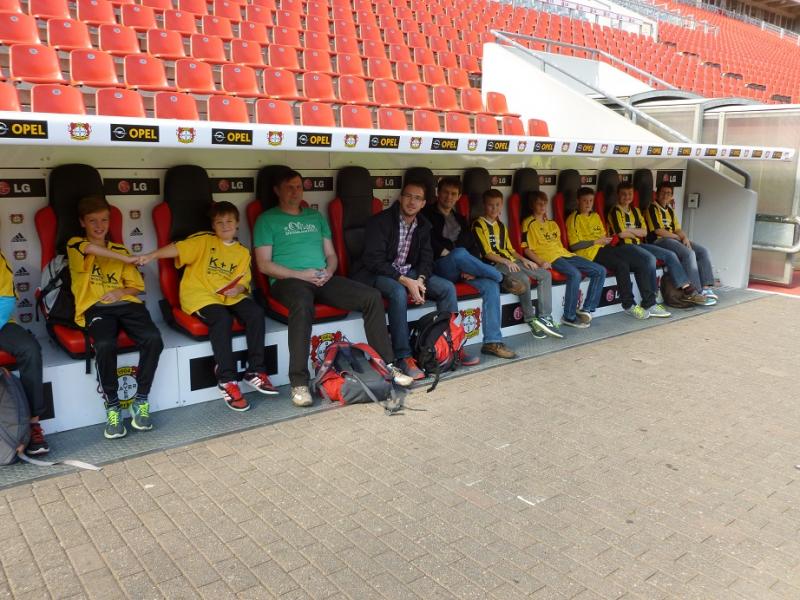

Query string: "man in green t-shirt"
[254, 169, 412, 407]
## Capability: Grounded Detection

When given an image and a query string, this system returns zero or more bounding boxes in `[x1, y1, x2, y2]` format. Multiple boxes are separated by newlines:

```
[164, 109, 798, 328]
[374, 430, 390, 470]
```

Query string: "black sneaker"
[130, 399, 153, 431]
[26, 422, 49, 455]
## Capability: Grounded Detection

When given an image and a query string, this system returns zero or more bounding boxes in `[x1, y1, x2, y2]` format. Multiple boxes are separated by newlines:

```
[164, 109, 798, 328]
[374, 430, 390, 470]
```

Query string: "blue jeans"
[640, 243, 690, 289]
[552, 256, 606, 320]
[374, 270, 458, 359]
[653, 238, 714, 291]
[434, 247, 503, 344]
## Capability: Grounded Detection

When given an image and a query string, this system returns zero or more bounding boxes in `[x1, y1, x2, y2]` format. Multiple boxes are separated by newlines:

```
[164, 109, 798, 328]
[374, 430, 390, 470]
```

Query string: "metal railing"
[668, 0, 800, 41]
[605, 0, 718, 32]
[491, 29, 752, 188]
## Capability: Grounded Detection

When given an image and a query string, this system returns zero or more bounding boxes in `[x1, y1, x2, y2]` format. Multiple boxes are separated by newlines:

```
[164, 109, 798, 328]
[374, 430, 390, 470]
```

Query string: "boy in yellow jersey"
[606, 181, 708, 306]
[0, 251, 48, 455]
[645, 182, 718, 304]
[520, 191, 605, 328]
[67, 195, 163, 440]
[566, 187, 668, 319]
[139, 201, 276, 412]
[471, 189, 562, 340]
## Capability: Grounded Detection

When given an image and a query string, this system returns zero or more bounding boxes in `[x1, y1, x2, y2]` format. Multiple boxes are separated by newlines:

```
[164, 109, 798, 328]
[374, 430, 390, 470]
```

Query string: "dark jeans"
[270, 276, 394, 387]
[0, 323, 44, 419]
[552, 256, 606, 320]
[594, 245, 657, 309]
[196, 298, 265, 383]
[85, 302, 164, 405]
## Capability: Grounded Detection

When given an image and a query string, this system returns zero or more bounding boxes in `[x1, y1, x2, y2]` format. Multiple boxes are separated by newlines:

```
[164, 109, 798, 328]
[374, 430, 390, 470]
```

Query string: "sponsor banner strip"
[0, 113, 793, 161]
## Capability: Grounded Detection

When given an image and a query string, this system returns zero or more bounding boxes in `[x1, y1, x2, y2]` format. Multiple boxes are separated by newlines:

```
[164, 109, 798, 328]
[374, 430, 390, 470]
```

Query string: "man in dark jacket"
[353, 180, 469, 379]
[424, 177, 524, 359]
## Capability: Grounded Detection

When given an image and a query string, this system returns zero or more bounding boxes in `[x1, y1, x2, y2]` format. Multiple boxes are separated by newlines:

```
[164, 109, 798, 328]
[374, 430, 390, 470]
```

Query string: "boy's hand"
[506, 259, 521, 273]
[461, 273, 475, 281]
[594, 237, 613, 246]
[222, 285, 246, 297]
[100, 289, 126, 303]
[134, 253, 154, 266]
[681, 237, 692, 248]
[541, 261, 552, 269]
[521, 259, 537, 271]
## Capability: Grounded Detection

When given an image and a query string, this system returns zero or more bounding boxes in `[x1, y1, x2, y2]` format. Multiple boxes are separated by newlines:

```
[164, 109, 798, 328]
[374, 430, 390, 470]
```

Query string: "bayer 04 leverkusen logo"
[310, 331, 343, 368]
[116, 366, 139, 409]
[459, 307, 481, 339]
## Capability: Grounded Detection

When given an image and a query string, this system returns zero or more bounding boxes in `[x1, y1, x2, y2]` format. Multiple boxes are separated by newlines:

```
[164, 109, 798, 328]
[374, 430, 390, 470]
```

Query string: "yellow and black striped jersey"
[606, 205, 645, 245]
[471, 217, 515, 261]
[646, 203, 680, 234]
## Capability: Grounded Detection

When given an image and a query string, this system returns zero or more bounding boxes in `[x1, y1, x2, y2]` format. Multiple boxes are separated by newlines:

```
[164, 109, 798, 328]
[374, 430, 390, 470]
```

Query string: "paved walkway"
[1, 294, 799, 600]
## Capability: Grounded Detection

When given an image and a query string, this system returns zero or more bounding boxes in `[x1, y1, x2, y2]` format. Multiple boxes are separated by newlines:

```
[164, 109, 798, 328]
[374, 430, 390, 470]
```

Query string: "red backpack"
[409, 310, 467, 392]
[310, 342, 404, 414]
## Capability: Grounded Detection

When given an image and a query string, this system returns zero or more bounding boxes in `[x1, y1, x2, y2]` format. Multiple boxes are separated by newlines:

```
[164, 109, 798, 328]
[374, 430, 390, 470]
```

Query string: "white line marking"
[465, 480, 481, 487]
[495, 443, 510, 450]
[517, 495, 545, 507]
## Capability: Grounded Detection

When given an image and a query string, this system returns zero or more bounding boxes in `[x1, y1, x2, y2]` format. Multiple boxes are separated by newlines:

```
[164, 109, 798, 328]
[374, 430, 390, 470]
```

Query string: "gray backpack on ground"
[0, 368, 30, 465]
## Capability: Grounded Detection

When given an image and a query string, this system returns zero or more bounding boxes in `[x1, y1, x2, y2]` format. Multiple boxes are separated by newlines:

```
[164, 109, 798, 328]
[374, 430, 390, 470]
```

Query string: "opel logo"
[213, 130, 225, 143]
[112, 126, 126, 139]
[299, 134, 308, 144]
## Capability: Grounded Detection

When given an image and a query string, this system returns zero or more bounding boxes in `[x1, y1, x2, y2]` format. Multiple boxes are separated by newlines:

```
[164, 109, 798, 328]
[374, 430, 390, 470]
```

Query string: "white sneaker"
[575, 308, 593, 323]
[648, 304, 671, 318]
[387, 364, 414, 387]
[291, 386, 313, 407]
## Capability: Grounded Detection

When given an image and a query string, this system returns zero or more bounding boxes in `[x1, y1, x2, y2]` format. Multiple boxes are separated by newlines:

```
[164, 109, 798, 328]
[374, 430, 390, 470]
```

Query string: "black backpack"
[38, 255, 76, 326]
[660, 276, 694, 309]
[0, 368, 30, 465]
[410, 310, 467, 393]
[310, 342, 404, 414]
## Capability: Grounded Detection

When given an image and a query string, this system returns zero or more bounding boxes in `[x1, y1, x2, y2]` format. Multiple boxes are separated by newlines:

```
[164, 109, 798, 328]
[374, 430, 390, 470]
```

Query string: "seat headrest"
[513, 168, 539, 221]
[463, 167, 491, 220]
[597, 169, 620, 212]
[633, 169, 654, 211]
[163, 165, 213, 241]
[48, 163, 105, 254]
[255, 164, 292, 210]
[557, 169, 581, 216]
[403, 166, 436, 204]
[336, 166, 375, 229]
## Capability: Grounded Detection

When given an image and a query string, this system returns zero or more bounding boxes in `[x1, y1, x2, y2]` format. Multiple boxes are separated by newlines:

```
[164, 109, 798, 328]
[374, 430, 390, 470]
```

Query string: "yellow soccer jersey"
[472, 217, 515, 261]
[646, 203, 680, 234]
[606, 205, 645, 245]
[0, 251, 15, 298]
[67, 237, 144, 327]
[175, 232, 252, 315]
[521, 216, 573, 264]
[565, 211, 606, 261]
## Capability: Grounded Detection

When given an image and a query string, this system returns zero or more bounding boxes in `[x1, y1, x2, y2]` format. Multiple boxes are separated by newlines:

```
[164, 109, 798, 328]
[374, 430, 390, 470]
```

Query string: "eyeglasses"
[400, 192, 425, 202]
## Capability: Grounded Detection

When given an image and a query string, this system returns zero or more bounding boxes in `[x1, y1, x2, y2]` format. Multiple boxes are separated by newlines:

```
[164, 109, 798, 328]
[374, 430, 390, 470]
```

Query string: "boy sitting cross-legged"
[139, 201, 277, 412]
[68, 195, 164, 439]
[472, 188, 562, 340]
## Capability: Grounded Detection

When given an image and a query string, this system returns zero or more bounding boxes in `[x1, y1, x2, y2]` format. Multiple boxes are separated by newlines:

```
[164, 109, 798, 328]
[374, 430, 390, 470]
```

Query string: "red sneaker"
[458, 349, 480, 366]
[399, 357, 425, 380]
[26, 422, 49, 455]
[242, 372, 279, 395]
[219, 381, 250, 412]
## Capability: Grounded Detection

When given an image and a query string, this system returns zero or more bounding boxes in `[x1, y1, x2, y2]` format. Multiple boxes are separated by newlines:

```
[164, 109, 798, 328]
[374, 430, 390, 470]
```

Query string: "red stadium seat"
[272, 25, 301, 48]
[340, 104, 373, 128]
[444, 111, 470, 133]
[395, 60, 420, 83]
[207, 94, 249, 122]
[372, 78, 404, 107]
[70, 49, 121, 87]
[432, 85, 464, 112]
[366, 57, 394, 80]
[303, 30, 330, 51]
[334, 34, 360, 55]
[30, 84, 85, 114]
[486, 91, 519, 117]
[255, 98, 294, 124]
[213, 0, 242, 21]
[0, 0, 21, 12]
[413, 47, 435, 66]
[460, 54, 480, 74]
[528, 118, 550, 136]
[9, 44, 64, 84]
[412, 109, 439, 132]
[436, 51, 458, 70]
[338, 75, 376, 105]
[28, 0, 69, 19]
[305, 14, 329, 34]
[422, 64, 446, 86]
[502, 115, 525, 136]
[121, 4, 157, 31]
[239, 21, 268, 44]
[336, 53, 364, 77]
[0, 82, 20, 111]
[231, 40, 266, 68]
[300, 101, 336, 126]
[202, 15, 233, 40]
[221, 63, 265, 97]
[245, 4, 271, 24]
[95, 87, 146, 117]
[163, 9, 197, 34]
[190, 34, 227, 63]
[388, 43, 411, 62]
[275, 9, 301, 28]
[99, 24, 141, 56]
[333, 18, 356, 37]
[154, 92, 199, 119]
[268, 44, 301, 71]
[124, 54, 173, 91]
[262, 67, 305, 100]
[460, 87, 485, 112]
[474, 113, 499, 135]
[302, 71, 336, 102]
[76, 0, 116, 25]
[178, 0, 207, 14]
[403, 82, 431, 109]
[362, 40, 386, 59]
[303, 49, 336, 75]
[446, 67, 470, 89]
[146, 28, 186, 60]
[376, 107, 407, 130]
[0, 12, 38, 45]
[175, 58, 217, 94]
[142, 0, 173, 11]
[47, 19, 92, 52]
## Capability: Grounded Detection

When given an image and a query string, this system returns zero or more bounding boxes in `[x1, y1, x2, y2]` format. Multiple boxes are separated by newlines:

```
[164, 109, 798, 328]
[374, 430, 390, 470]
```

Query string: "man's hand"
[505, 259, 521, 273]
[100, 289, 126, 303]
[221, 284, 246, 297]
[401, 276, 426, 304]
[681, 236, 692, 248]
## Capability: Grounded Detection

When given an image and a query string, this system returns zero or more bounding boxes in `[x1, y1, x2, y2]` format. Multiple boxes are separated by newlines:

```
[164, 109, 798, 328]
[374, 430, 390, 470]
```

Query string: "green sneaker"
[527, 319, 547, 339]
[104, 405, 127, 439]
[130, 399, 153, 431]
[625, 305, 650, 320]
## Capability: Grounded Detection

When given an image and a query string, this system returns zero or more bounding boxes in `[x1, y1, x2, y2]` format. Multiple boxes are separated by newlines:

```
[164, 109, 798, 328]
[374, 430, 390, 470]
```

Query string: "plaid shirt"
[392, 218, 417, 275]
